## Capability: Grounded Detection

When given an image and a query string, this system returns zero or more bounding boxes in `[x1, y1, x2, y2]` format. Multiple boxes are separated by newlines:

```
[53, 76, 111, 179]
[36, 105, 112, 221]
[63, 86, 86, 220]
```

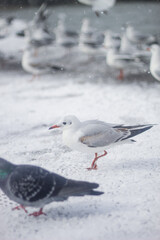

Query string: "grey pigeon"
[0, 158, 103, 216]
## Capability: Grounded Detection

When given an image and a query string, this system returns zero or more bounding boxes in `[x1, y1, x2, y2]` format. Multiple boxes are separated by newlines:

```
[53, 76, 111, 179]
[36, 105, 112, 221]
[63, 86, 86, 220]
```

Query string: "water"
[0, 2, 160, 35]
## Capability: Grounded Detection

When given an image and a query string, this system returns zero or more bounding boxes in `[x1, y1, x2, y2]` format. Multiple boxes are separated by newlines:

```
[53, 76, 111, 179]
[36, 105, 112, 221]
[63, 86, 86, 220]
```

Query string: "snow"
[0, 65, 160, 240]
[0, 3, 160, 240]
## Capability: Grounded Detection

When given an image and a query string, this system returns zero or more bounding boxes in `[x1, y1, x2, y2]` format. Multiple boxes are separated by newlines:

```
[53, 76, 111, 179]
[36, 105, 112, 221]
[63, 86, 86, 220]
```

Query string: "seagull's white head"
[150, 44, 160, 54]
[126, 25, 134, 33]
[49, 115, 80, 130]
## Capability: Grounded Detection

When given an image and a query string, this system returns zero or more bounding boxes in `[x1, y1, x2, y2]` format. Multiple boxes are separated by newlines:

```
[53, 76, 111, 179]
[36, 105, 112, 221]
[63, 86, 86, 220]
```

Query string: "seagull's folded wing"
[154, 69, 160, 78]
[114, 54, 136, 61]
[79, 124, 128, 147]
[29, 62, 49, 70]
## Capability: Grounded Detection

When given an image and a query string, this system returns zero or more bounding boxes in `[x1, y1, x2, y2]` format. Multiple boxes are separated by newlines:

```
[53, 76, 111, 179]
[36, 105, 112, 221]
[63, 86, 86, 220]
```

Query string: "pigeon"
[49, 115, 154, 170]
[0, 158, 103, 216]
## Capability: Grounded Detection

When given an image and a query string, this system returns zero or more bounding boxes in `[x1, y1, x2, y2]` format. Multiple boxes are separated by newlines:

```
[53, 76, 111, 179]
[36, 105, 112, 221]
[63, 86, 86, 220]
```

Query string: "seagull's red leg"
[30, 74, 37, 81]
[12, 205, 28, 213]
[118, 69, 124, 80]
[29, 208, 46, 217]
[87, 151, 107, 170]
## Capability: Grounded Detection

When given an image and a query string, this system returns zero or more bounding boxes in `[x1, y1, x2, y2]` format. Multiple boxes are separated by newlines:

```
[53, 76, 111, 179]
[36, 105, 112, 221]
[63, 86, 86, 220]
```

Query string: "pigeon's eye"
[63, 122, 67, 125]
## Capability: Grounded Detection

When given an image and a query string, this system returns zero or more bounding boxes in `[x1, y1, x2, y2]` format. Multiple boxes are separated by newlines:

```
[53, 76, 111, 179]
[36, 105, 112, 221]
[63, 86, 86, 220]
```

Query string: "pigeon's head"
[49, 115, 80, 130]
[0, 158, 15, 182]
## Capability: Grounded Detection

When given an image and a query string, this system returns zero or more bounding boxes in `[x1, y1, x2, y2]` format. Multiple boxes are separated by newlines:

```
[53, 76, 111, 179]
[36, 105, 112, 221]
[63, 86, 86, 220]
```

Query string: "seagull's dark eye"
[63, 122, 67, 125]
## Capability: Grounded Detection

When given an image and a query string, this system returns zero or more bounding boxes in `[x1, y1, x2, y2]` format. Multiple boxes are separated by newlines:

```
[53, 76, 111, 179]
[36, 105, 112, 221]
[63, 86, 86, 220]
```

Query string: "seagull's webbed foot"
[87, 164, 98, 170]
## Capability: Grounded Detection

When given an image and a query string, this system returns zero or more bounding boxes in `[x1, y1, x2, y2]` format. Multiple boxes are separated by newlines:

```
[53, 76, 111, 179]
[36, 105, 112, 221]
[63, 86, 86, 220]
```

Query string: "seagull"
[106, 48, 144, 79]
[32, 3, 49, 29]
[24, 3, 54, 48]
[21, 43, 66, 76]
[103, 30, 121, 50]
[0, 16, 14, 38]
[79, 18, 104, 54]
[120, 33, 151, 65]
[149, 44, 160, 81]
[78, 0, 116, 16]
[120, 33, 138, 54]
[49, 115, 154, 170]
[125, 25, 157, 45]
[54, 13, 78, 49]
[0, 157, 103, 216]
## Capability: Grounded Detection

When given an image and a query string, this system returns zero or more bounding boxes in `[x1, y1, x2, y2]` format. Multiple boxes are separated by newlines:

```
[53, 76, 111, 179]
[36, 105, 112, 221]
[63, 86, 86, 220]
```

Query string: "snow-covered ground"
[0, 2, 160, 240]
[0, 65, 160, 240]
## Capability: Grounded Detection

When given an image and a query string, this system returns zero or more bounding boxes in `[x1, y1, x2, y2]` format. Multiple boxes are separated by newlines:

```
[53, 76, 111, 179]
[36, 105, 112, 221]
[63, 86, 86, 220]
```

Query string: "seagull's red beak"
[49, 125, 60, 130]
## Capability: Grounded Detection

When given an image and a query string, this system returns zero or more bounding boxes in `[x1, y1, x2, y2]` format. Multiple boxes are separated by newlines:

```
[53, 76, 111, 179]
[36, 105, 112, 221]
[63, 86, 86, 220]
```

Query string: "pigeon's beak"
[49, 125, 60, 130]
[146, 47, 150, 51]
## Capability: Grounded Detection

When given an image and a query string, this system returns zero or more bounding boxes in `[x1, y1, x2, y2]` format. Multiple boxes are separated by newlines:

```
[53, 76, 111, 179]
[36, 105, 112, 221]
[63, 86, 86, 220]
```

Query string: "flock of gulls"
[0, 1, 158, 217]
[0, 2, 160, 81]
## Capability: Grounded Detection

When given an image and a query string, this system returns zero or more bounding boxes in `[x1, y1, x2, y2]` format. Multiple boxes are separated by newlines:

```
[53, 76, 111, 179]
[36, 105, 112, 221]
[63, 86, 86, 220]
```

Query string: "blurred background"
[0, 0, 159, 7]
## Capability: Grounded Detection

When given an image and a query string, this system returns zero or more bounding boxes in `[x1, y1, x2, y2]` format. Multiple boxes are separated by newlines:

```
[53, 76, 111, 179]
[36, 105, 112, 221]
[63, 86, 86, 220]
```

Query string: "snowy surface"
[0, 66, 160, 240]
[0, 3, 160, 240]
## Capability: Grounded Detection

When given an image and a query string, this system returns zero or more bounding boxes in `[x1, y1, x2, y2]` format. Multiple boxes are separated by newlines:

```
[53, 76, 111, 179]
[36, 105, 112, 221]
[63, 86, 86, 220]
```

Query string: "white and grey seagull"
[149, 44, 160, 82]
[78, 0, 116, 16]
[49, 115, 154, 170]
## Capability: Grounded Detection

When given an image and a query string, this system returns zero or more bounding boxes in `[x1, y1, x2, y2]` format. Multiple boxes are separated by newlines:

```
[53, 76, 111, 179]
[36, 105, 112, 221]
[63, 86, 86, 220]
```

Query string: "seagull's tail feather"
[122, 124, 154, 140]
[58, 180, 104, 197]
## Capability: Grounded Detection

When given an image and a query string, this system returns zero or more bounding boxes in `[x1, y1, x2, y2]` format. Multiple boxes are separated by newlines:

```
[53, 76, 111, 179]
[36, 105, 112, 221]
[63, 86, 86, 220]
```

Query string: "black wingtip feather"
[123, 125, 154, 141]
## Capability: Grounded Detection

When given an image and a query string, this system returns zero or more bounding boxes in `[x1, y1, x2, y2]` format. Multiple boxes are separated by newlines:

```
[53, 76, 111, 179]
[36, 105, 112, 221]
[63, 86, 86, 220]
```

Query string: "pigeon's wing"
[58, 179, 103, 197]
[79, 124, 128, 147]
[9, 165, 66, 202]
